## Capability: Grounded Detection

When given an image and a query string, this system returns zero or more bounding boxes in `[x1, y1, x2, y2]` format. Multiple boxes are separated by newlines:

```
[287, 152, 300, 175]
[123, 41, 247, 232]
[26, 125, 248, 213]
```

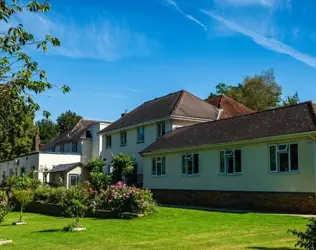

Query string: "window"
[157, 122, 166, 138]
[152, 157, 166, 176]
[20, 167, 25, 175]
[137, 126, 145, 143]
[182, 153, 199, 176]
[120, 131, 127, 146]
[106, 135, 112, 148]
[72, 142, 78, 153]
[220, 149, 242, 174]
[51, 146, 56, 152]
[60, 144, 65, 153]
[69, 174, 79, 187]
[269, 143, 299, 172]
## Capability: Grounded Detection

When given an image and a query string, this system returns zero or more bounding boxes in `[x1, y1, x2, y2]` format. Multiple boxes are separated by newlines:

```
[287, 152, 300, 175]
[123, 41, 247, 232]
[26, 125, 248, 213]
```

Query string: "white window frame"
[157, 122, 166, 138]
[182, 153, 199, 176]
[220, 149, 242, 175]
[269, 143, 299, 173]
[152, 157, 166, 177]
[105, 135, 112, 148]
[120, 131, 127, 146]
[137, 126, 145, 143]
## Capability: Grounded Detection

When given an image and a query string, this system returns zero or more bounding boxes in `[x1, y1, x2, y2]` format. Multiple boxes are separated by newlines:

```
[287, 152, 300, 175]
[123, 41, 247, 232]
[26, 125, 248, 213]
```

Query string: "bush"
[59, 186, 89, 229]
[12, 189, 34, 222]
[0, 191, 10, 225]
[104, 181, 157, 217]
[111, 153, 135, 183]
[6, 175, 41, 191]
[34, 185, 66, 204]
[85, 158, 105, 173]
[289, 218, 316, 249]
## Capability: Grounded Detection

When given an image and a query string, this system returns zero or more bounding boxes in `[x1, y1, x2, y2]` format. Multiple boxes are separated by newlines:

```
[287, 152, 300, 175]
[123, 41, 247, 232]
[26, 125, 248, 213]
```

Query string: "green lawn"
[1, 207, 307, 249]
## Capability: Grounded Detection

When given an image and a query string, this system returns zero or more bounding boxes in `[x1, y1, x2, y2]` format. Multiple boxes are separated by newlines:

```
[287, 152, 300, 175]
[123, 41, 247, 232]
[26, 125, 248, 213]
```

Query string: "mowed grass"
[0, 207, 307, 250]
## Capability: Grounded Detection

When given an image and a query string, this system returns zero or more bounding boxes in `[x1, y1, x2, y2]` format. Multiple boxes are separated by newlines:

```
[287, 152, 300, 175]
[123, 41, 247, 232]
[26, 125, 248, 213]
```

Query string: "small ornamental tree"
[85, 158, 110, 192]
[59, 187, 89, 231]
[12, 189, 34, 224]
[6, 175, 41, 191]
[111, 153, 135, 183]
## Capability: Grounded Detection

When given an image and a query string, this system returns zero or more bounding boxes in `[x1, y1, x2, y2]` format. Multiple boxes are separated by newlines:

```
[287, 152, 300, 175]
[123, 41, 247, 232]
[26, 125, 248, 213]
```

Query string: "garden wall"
[152, 189, 316, 214]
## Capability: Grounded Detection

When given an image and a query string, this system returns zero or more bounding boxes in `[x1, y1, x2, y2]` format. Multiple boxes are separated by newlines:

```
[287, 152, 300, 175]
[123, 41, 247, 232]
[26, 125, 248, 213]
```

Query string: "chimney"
[121, 112, 127, 117]
[33, 134, 40, 152]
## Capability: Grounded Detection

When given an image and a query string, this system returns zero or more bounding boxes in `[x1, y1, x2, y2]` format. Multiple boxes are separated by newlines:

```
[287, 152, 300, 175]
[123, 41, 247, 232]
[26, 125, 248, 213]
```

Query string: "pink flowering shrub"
[104, 181, 157, 216]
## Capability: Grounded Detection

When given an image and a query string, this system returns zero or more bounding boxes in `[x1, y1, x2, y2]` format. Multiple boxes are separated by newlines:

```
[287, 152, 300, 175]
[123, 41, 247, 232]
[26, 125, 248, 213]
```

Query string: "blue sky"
[12, 0, 316, 121]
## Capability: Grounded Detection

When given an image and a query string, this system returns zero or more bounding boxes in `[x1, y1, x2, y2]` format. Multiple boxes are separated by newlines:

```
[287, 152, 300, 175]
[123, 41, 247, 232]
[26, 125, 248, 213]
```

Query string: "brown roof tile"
[206, 95, 254, 119]
[141, 102, 316, 154]
[99, 90, 219, 133]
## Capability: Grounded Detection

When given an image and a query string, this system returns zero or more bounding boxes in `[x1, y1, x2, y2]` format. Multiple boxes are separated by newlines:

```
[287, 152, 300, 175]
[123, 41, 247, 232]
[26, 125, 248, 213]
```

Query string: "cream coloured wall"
[143, 137, 315, 193]
[90, 123, 111, 158]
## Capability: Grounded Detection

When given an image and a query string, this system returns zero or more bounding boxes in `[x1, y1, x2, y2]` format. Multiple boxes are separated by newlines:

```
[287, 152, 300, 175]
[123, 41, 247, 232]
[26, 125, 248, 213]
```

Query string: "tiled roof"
[99, 90, 219, 133]
[48, 162, 82, 173]
[140, 102, 316, 154]
[205, 95, 254, 119]
[40, 119, 105, 151]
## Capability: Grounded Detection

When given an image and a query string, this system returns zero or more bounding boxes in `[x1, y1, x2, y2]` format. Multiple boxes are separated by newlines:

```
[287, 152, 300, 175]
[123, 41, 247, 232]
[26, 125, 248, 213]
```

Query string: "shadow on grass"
[36, 229, 61, 233]
[247, 247, 296, 250]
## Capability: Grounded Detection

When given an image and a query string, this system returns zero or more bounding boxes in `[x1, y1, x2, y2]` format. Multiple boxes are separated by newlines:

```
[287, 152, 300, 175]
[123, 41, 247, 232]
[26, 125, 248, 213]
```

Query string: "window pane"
[162, 157, 166, 175]
[157, 162, 162, 176]
[220, 151, 225, 173]
[290, 144, 299, 171]
[269, 146, 277, 172]
[162, 122, 166, 135]
[193, 154, 199, 174]
[227, 156, 234, 173]
[182, 155, 186, 174]
[279, 152, 289, 172]
[277, 144, 288, 152]
[152, 158, 156, 175]
[234, 149, 242, 173]
[187, 159, 193, 175]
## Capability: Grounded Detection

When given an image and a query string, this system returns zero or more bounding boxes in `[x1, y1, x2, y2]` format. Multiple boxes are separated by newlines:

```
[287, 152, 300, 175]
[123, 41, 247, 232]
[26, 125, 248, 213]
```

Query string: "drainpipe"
[309, 133, 316, 198]
[216, 109, 223, 120]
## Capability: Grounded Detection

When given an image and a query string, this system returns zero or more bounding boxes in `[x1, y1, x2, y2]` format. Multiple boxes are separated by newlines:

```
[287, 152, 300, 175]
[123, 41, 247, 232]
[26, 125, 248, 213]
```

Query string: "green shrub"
[59, 186, 89, 229]
[0, 191, 10, 225]
[85, 158, 104, 173]
[12, 189, 34, 222]
[104, 182, 157, 217]
[111, 153, 135, 183]
[6, 175, 41, 191]
[34, 186, 66, 204]
[289, 218, 316, 249]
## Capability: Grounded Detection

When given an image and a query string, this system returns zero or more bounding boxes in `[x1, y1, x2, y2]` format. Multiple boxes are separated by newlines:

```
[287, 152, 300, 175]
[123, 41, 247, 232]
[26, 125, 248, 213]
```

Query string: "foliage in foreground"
[0, 190, 10, 225]
[288, 218, 316, 249]
[85, 158, 110, 192]
[6, 175, 41, 191]
[111, 153, 135, 183]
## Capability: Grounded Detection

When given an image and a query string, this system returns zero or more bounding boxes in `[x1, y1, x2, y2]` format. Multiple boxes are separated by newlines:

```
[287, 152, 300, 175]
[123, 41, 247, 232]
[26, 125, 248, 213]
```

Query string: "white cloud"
[165, 0, 208, 31]
[202, 10, 316, 69]
[213, 0, 292, 9]
[7, 12, 159, 61]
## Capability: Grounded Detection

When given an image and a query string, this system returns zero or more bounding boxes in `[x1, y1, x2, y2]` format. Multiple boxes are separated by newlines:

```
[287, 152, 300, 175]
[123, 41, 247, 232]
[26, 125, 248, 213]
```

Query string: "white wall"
[90, 122, 111, 158]
[143, 137, 315, 193]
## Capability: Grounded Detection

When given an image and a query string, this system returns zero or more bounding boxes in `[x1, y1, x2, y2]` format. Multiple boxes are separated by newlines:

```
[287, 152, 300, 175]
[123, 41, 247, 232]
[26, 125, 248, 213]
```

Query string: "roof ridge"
[164, 101, 312, 131]
[170, 90, 185, 116]
[143, 90, 184, 105]
[307, 102, 316, 127]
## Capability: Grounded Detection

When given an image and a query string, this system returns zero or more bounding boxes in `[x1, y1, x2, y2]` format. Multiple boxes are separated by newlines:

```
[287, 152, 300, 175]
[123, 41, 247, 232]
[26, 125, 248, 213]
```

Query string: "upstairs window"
[60, 144, 65, 153]
[220, 149, 242, 174]
[72, 142, 78, 153]
[120, 131, 127, 146]
[106, 135, 112, 148]
[137, 126, 145, 143]
[182, 153, 199, 176]
[152, 157, 166, 176]
[157, 122, 166, 138]
[269, 143, 299, 172]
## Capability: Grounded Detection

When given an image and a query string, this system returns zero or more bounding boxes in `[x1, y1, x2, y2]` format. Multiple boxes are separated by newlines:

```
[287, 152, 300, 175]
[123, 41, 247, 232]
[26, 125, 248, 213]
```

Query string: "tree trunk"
[20, 205, 23, 221]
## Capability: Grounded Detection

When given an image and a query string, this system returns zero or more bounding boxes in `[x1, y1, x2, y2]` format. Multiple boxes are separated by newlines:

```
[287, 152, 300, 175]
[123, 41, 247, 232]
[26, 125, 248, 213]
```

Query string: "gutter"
[309, 133, 316, 198]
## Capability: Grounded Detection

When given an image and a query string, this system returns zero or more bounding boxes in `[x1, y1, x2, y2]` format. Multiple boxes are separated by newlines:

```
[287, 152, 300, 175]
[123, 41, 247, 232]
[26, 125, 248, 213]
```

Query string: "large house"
[98, 90, 250, 185]
[0, 119, 111, 187]
[140, 102, 316, 214]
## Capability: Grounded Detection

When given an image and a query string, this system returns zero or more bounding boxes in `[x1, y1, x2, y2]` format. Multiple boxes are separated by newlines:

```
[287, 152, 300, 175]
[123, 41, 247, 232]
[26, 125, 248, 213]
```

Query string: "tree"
[282, 91, 300, 106]
[57, 110, 82, 133]
[0, 0, 70, 160]
[209, 69, 283, 111]
[0, 191, 10, 226]
[12, 189, 34, 224]
[35, 119, 59, 144]
[111, 153, 135, 183]
[85, 158, 110, 192]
